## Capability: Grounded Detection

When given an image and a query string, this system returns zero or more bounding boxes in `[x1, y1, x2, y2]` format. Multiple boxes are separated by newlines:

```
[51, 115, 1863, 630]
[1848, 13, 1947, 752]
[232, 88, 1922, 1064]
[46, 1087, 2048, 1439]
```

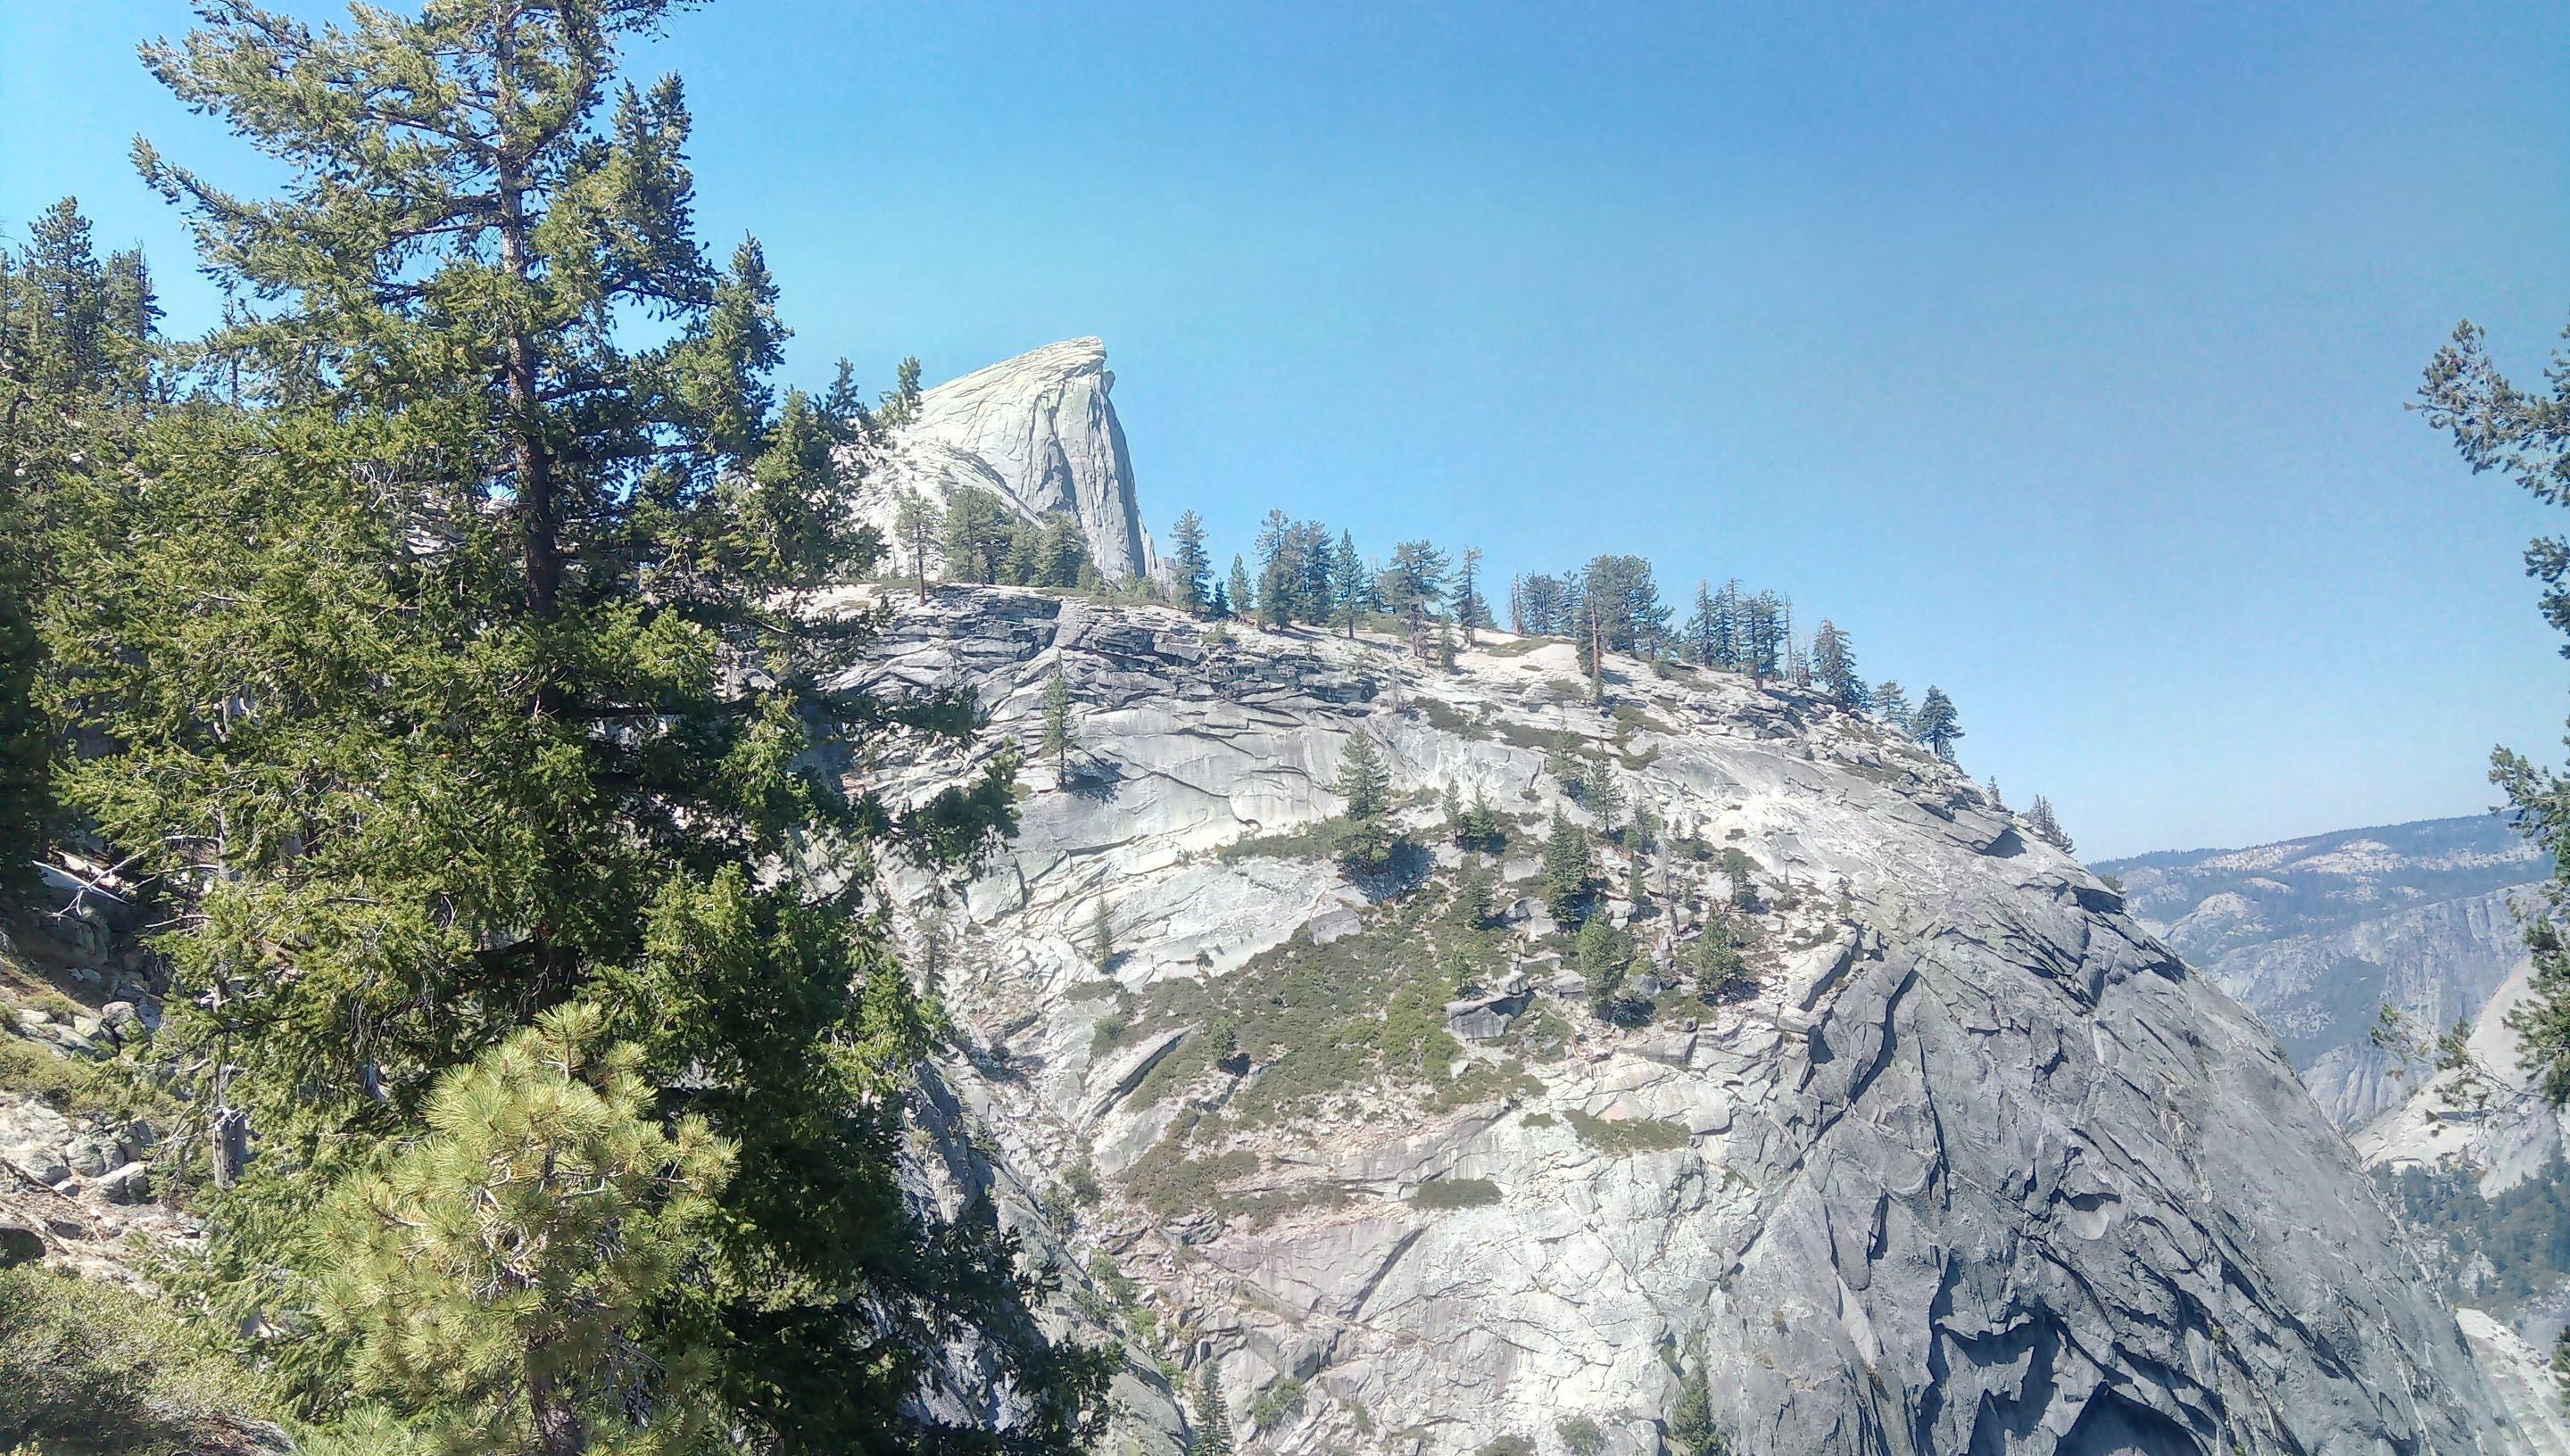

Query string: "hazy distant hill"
[2096, 815, 2543, 1128]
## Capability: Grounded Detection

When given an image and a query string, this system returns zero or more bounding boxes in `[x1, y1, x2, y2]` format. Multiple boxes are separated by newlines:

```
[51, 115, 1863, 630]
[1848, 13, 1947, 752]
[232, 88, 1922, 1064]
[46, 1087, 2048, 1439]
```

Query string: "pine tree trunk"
[493, 14, 560, 622]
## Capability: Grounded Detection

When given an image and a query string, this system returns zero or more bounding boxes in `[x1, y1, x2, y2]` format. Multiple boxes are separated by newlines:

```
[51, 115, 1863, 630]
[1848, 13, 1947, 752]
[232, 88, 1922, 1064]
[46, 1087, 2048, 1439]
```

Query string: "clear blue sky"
[7, 1, 2568, 858]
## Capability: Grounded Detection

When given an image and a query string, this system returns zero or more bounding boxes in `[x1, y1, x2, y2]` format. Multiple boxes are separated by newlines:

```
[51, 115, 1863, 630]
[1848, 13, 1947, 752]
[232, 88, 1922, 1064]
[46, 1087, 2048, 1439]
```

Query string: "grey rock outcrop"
[849, 587, 2524, 1456]
[849, 338, 1156, 583]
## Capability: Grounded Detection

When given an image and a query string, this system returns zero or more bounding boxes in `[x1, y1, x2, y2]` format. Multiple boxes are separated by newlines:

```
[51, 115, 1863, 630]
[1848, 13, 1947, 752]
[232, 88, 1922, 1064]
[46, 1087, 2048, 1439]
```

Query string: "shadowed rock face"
[849, 588, 2520, 1456]
[850, 338, 1156, 583]
[2096, 818, 2542, 1129]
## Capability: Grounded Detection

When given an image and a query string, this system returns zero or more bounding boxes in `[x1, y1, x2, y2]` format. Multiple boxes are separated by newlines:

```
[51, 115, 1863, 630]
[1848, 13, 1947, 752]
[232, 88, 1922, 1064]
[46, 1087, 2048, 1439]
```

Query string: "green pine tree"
[2419, 319, 2570, 1106]
[86, 4, 1103, 1444]
[1667, 1352, 1729, 1456]
[1331, 530, 1370, 638]
[1912, 686, 1964, 760]
[1227, 554, 1256, 627]
[1335, 729, 1392, 820]
[315, 1004, 734, 1455]
[1542, 808, 1595, 924]
[1171, 510, 1212, 616]
[1045, 658, 1076, 775]
[0, 198, 162, 899]
[1191, 1368, 1234, 1456]
[893, 488, 941, 601]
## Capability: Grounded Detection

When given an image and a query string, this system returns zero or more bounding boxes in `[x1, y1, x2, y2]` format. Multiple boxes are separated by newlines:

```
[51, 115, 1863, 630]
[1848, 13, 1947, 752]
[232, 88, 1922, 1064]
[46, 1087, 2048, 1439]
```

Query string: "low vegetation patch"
[1409, 1178, 1502, 1210]
[0, 1267, 284, 1452]
[1565, 1109, 1692, 1154]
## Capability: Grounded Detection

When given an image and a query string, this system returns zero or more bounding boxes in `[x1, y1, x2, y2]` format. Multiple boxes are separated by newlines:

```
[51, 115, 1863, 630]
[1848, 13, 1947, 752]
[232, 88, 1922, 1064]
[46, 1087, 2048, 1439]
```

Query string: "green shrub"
[1556, 1415, 1608, 1456]
[1476, 1437, 1537, 1456]
[1409, 1178, 1501, 1210]
[1248, 1375, 1306, 1427]
[1565, 1110, 1691, 1154]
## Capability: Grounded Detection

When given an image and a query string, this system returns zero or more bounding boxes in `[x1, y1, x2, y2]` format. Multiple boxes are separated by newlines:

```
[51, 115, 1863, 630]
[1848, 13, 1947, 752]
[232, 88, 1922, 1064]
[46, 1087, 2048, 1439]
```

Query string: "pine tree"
[1872, 681, 1913, 734]
[1191, 1368, 1234, 1456]
[2027, 795, 2075, 854]
[1171, 510, 1212, 616]
[1912, 686, 1964, 760]
[1711, 580, 1745, 671]
[941, 484, 1016, 583]
[1228, 555, 1256, 627]
[877, 354, 924, 429]
[1667, 1352, 1729, 1456]
[2419, 320, 2570, 1107]
[1209, 579, 1233, 620]
[90, 4, 1102, 1443]
[1442, 779, 1464, 840]
[1811, 620, 1866, 710]
[1090, 900, 1116, 972]
[1044, 660, 1075, 775]
[893, 489, 941, 601]
[315, 1004, 734, 1454]
[1332, 530, 1371, 638]
[1455, 547, 1486, 646]
[0, 199, 162, 895]
[1383, 540, 1449, 621]
[1335, 729, 1392, 820]
[1254, 509, 1294, 628]
[1462, 783, 1502, 852]
[1542, 808, 1595, 924]
[1576, 916, 1631, 1019]
[1686, 580, 1719, 666]
[1695, 916, 1749, 1002]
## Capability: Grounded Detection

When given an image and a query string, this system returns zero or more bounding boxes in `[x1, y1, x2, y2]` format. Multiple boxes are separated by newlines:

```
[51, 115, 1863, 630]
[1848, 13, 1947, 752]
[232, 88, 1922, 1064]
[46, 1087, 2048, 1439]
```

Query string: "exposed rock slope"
[2096, 817, 2541, 1129]
[844, 589, 2522, 1456]
[848, 338, 1156, 583]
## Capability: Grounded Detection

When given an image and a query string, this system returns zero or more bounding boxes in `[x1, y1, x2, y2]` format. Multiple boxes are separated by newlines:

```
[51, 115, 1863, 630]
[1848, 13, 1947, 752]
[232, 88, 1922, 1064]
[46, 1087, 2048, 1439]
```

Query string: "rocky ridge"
[841, 586, 2531, 1456]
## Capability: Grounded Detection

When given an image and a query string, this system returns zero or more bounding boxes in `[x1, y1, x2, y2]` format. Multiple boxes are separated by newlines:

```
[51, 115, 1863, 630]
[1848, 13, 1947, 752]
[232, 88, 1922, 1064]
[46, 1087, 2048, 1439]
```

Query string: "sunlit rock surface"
[849, 587, 2525, 1456]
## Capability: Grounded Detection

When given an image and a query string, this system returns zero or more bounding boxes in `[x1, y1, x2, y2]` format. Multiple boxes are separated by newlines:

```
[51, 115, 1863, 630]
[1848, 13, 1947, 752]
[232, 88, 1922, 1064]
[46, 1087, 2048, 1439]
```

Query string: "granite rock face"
[846, 588, 2524, 1456]
[849, 338, 1157, 583]
[2097, 817, 2542, 1129]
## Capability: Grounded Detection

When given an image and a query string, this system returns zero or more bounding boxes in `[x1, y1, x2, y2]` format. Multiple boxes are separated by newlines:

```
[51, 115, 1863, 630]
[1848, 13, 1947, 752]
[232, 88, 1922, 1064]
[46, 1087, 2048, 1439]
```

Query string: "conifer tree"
[1811, 620, 1866, 710]
[942, 484, 1016, 583]
[1455, 547, 1486, 646]
[2419, 320, 2570, 1107]
[315, 1004, 734, 1455]
[1044, 659, 1076, 776]
[893, 489, 940, 601]
[1711, 580, 1745, 671]
[1694, 916, 1748, 1002]
[1686, 580, 1719, 666]
[1209, 579, 1233, 620]
[1090, 900, 1116, 972]
[1668, 1352, 1729, 1456]
[1332, 530, 1371, 638]
[877, 354, 924, 429]
[1872, 681, 1914, 734]
[85, 3, 1102, 1443]
[0, 199, 162, 892]
[1912, 687, 1964, 760]
[2027, 795, 2075, 854]
[1383, 540, 1449, 621]
[1335, 729, 1392, 819]
[1228, 555, 1256, 627]
[1191, 1368, 1234, 1456]
[1171, 510, 1212, 616]
[1576, 916, 1632, 1019]
[1542, 808, 1595, 924]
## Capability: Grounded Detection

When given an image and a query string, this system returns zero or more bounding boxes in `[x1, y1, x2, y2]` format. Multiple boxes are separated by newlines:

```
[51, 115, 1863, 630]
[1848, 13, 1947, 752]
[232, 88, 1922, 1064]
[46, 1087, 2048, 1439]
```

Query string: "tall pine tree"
[79, 2, 1102, 1444]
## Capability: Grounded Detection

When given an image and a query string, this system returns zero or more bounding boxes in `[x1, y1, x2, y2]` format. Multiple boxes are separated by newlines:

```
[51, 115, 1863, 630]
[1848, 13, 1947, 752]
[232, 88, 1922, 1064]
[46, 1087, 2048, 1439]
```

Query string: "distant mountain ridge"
[2096, 815, 2543, 1129]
